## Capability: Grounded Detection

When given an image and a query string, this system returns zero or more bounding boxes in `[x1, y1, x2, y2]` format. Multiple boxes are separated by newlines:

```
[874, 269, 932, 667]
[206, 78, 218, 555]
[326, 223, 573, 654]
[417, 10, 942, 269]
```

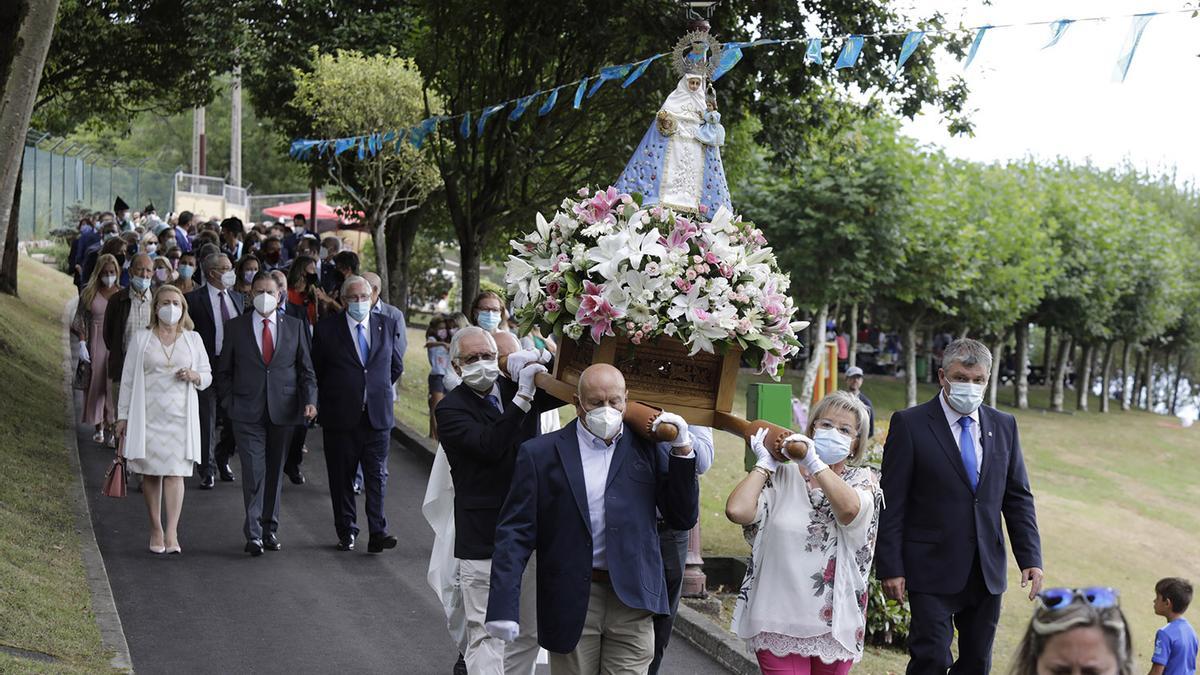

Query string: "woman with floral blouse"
[726, 390, 884, 674]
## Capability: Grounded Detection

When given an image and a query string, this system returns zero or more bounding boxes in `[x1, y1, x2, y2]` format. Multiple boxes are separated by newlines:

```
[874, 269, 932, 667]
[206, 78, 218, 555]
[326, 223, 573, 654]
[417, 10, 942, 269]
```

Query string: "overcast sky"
[898, 0, 1200, 185]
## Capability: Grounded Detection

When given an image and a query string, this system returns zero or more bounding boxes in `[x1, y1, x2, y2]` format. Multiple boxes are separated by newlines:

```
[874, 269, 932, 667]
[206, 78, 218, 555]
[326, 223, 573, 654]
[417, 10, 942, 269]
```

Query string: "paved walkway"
[74, 391, 728, 674]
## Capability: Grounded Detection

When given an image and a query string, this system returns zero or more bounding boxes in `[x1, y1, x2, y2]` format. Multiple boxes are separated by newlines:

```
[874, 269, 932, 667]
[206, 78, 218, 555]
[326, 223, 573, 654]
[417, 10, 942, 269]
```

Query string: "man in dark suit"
[877, 338, 1043, 674]
[186, 252, 243, 487]
[102, 253, 154, 449]
[485, 364, 699, 674]
[216, 272, 317, 556]
[311, 275, 404, 553]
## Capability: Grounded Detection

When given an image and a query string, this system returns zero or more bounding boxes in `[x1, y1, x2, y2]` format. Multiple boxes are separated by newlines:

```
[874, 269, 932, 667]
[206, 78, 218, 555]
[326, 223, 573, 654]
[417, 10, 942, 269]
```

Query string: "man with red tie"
[216, 273, 317, 556]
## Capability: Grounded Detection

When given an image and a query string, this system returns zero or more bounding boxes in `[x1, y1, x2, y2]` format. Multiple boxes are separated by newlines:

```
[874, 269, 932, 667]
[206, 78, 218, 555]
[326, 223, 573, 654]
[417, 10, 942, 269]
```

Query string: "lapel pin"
[987, 431, 993, 437]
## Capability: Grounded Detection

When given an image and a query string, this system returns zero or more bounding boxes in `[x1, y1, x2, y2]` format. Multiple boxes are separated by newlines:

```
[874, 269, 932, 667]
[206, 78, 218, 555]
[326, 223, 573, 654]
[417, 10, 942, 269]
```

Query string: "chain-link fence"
[18, 130, 178, 238]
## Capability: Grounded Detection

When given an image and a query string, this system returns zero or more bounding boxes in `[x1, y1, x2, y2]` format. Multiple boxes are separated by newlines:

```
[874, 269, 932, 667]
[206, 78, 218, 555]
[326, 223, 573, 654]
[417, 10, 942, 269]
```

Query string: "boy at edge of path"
[1151, 577, 1198, 675]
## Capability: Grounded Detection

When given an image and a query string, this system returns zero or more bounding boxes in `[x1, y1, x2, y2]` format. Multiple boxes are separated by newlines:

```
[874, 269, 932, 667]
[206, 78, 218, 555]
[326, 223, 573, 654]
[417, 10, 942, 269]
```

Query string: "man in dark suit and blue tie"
[877, 338, 1043, 674]
[311, 275, 405, 553]
[216, 272, 317, 556]
[485, 363, 700, 674]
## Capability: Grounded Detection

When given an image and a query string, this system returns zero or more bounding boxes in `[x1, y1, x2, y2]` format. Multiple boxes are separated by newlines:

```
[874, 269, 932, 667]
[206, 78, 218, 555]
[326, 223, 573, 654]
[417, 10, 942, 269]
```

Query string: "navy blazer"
[486, 420, 699, 654]
[876, 396, 1042, 595]
[310, 311, 404, 431]
[185, 285, 245, 363]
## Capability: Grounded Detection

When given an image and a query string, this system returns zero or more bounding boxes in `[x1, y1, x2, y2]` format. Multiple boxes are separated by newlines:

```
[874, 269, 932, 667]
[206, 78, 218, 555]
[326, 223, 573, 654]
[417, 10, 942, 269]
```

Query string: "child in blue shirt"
[1152, 577, 1197, 675]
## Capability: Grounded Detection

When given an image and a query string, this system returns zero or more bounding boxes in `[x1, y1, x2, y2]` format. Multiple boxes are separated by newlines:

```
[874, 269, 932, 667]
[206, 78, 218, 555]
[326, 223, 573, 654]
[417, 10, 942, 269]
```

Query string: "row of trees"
[739, 109, 1200, 412]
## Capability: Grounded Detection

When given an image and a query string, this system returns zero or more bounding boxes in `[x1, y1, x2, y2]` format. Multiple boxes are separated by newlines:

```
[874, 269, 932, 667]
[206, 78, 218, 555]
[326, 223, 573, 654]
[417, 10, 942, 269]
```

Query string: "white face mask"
[946, 381, 986, 415]
[584, 405, 624, 441]
[253, 292, 278, 316]
[476, 310, 501, 332]
[460, 359, 500, 392]
[219, 270, 237, 288]
[100, 274, 117, 288]
[812, 428, 852, 465]
[157, 304, 182, 326]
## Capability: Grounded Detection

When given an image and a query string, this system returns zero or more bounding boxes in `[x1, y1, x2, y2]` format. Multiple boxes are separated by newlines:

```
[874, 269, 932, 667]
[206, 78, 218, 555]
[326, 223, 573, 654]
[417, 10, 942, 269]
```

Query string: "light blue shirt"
[657, 425, 713, 475]
[1153, 617, 1198, 675]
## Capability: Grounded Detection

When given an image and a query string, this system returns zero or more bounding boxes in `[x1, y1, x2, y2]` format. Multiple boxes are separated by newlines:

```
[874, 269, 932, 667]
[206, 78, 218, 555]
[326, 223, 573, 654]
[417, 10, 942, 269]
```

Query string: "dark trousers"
[322, 410, 390, 539]
[285, 424, 308, 472]
[198, 387, 234, 478]
[650, 526, 691, 675]
[906, 555, 1002, 675]
[231, 418, 294, 542]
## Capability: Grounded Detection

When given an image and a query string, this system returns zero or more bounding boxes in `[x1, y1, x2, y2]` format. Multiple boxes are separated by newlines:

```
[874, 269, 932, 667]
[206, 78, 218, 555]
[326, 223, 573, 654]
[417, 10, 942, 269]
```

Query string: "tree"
[291, 50, 442, 304]
[0, 0, 60, 296]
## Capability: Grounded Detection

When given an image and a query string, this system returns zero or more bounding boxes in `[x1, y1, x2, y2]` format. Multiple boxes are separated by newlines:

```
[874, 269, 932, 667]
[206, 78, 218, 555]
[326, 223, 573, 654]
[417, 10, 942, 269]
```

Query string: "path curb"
[60, 298, 133, 673]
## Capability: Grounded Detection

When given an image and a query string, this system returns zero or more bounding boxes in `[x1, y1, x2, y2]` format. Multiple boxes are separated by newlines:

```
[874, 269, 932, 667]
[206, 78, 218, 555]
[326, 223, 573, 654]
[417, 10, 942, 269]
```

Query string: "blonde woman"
[151, 256, 176, 288]
[726, 391, 883, 674]
[115, 285, 211, 554]
[73, 253, 122, 444]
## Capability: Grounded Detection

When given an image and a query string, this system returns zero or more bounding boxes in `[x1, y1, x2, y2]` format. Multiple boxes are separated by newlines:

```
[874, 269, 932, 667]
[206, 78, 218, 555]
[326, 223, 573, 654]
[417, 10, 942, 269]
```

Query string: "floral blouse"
[731, 463, 883, 663]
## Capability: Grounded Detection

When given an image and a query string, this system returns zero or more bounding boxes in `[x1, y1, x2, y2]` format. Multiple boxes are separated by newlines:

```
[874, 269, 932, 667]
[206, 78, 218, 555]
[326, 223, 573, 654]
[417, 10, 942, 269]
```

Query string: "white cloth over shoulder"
[423, 443, 469, 653]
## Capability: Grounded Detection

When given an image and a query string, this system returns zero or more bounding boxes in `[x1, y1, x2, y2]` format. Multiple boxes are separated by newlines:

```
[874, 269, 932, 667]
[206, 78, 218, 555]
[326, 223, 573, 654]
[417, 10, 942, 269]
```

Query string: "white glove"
[749, 428, 779, 473]
[787, 433, 827, 475]
[652, 412, 692, 448]
[485, 620, 519, 643]
[78, 341, 91, 364]
[517, 363, 548, 400]
[506, 348, 550, 380]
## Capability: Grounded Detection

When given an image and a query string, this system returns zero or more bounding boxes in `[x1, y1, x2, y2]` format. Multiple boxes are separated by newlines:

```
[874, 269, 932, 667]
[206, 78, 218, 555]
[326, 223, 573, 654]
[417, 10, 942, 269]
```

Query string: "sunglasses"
[1037, 587, 1120, 611]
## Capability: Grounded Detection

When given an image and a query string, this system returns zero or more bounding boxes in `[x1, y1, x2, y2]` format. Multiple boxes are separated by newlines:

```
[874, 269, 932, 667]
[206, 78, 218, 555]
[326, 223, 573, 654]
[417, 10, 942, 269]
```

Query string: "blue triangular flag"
[712, 43, 744, 81]
[459, 112, 471, 139]
[622, 55, 662, 88]
[356, 137, 366, 160]
[573, 78, 588, 109]
[835, 36, 864, 69]
[1113, 13, 1155, 82]
[477, 104, 506, 135]
[897, 31, 925, 70]
[538, 88, 560, 116]
[335, 137, 355, 156]
[963, 25, 991, 69]
[1043, 19, 1074, 49]
[391, 129, 408, 150]
[510, 92, 540, 121]
[805, 38, 823, 65]
[410, 117, 438, 149]
[587, 65, 634, 98]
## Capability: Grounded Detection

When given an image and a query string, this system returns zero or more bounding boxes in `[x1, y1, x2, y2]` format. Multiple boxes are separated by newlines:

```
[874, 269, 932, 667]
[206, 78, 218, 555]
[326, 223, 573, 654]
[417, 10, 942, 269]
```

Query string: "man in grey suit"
[216, 272, 318, 556]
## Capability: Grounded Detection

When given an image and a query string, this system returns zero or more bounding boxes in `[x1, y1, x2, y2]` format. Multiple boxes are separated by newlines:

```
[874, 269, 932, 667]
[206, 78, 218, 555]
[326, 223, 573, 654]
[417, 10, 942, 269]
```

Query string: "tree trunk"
[0, 162, 20, 295]
[796, 304, 829, 412]
[1131, 349, 1146, 409]
[1170, 351, 1185, 415]
[1050, 336, 1073, 412]
[1041, 327, 1054, 385]
[1120, 342, 1134, 411]
[847, 302, 859, 369]
[371, 218, 390, 304]
[0, 0, 60, 296]
[1099, 342, 1114, 413]
[905, 322, 919, 408]
[384, 208, 421, 314]
[1014, 321, 1030, 409]
[459, 236, 481, 313]
[1142, 348, 1156, 410]
[1076, 343, 1094, 411]
[924, 328, 936, 384]
[988, 336, 1003, 409]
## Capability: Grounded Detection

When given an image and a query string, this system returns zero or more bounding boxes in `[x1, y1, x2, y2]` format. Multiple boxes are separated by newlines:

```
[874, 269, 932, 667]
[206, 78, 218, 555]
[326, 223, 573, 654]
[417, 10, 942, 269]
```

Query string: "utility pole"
[230, 65, 243, 187]
[192, 106, 207, 178]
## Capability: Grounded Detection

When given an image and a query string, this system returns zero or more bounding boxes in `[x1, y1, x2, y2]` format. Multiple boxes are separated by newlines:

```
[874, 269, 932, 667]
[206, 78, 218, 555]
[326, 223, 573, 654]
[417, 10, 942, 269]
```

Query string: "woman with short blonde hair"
[116, 285, 209, 554]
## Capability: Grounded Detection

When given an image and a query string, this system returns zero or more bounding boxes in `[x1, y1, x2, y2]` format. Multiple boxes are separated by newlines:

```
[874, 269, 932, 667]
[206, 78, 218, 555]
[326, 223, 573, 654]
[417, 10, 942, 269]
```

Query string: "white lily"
[625, 227, 668, 270]
[504, 256, 542, 309]
[586, 230, 631, 280]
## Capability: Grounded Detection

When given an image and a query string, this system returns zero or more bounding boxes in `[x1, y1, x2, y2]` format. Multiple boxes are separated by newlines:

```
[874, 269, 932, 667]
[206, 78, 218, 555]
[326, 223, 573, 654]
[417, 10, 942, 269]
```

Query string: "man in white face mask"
[878, 338, 1043, 674]
[485, 364, 701, 675]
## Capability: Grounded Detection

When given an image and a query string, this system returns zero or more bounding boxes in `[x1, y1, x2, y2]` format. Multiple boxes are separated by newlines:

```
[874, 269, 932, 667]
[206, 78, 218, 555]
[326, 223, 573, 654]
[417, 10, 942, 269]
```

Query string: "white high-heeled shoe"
[149, 544, 166, 554]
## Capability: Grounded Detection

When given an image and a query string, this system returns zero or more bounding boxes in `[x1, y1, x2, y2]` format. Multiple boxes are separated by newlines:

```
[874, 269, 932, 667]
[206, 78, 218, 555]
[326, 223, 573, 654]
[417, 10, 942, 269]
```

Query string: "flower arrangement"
[505, 186, 802, 378]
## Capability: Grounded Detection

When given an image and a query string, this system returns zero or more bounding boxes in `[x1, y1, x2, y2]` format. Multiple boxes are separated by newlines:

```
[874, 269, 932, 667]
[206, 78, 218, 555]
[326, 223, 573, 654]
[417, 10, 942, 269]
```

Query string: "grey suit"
[216, 311, 317, 542]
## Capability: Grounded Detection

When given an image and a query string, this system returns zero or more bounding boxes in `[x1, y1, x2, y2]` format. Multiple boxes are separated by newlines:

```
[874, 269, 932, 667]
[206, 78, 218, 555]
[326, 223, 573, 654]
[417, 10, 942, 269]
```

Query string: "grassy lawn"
[0, 256, 112, 672]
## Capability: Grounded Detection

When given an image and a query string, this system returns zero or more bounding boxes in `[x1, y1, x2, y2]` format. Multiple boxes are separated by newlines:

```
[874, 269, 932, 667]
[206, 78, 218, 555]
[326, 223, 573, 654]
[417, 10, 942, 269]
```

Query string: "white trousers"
[459, 554, 539, 675]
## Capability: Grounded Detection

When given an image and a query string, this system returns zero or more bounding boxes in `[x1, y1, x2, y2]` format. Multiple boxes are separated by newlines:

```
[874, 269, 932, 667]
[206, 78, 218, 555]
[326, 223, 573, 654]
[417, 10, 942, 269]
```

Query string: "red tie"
[261, 319, 274, 365]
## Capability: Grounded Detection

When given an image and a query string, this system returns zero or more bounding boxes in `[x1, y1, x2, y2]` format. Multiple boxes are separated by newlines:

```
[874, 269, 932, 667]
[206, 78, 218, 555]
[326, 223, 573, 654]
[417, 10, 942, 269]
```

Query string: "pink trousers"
[755, 650, 854, 675]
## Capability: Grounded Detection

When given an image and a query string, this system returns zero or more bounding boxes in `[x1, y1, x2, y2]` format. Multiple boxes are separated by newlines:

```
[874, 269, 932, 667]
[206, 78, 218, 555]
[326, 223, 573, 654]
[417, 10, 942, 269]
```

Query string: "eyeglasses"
[814, 419, 857, 437]
[1037, 587, 1120, 611]
[458, 352, 497, 366]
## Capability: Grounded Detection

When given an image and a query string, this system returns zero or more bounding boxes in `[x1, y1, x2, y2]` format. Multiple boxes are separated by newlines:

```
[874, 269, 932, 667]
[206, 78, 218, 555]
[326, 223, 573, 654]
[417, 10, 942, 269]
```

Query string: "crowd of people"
[63, 198, 1197, 675]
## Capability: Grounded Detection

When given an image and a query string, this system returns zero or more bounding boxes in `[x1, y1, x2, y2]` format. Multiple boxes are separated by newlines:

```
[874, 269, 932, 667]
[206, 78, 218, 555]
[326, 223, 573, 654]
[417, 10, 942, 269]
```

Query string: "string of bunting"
[289, 7, 1191, 162]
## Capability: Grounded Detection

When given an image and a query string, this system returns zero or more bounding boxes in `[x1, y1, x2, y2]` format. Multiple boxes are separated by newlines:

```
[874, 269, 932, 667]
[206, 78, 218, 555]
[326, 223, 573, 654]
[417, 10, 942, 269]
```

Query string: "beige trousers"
[549, 581, 654, 675]
[459, 554, 539, 675]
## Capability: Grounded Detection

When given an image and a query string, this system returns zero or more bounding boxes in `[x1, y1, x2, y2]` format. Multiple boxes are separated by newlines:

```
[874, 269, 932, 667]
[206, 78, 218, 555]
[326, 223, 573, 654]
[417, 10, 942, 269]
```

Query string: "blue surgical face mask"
[477, 310, 501, 332]
[177, 265, 194, 279]
[812, 428, 853, 465]
[946, 382, 985, 415]
[348, 300, 371, 323]
[130, 276, 152, 293]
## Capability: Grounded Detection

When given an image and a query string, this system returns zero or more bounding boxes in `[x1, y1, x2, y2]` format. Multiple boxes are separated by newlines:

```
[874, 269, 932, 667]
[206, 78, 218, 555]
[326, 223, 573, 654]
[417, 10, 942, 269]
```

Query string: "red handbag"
[102, 458, 127, 498]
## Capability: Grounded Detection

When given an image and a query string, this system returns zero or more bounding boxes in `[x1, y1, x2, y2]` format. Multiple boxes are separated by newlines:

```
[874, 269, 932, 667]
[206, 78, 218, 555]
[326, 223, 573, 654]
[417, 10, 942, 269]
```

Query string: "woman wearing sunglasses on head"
[1011, 587, 1134, 675]
[726, 391, 883, 674]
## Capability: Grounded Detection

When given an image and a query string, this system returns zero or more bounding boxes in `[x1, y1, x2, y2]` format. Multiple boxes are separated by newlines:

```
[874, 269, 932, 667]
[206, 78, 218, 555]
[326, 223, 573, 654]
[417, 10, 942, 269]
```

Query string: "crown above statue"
[672, 29, 723, 79]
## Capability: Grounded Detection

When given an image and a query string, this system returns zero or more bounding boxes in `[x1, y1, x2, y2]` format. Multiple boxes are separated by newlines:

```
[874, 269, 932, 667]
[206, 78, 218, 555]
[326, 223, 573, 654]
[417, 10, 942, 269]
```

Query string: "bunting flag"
[334, 138, 356, 156]
[964, 25, 991, 69]
[1043, 19, 1074, 49]
[573, 78, 588, 109]
[538, 87, 561, 116]
[835, 35, 864, 70]
[410, 117, 438, 148]
[897, 30, 925, 70]
[622, 55, 662, 88]
[805, 37, 823, 65]
[510, 92, 540, 121]
[477, 103, 507, 135]
[391, 128, 408, 150]
[459, 112, 471, 139]
[712, 43, 744, 81]
[587, 65, 635, 97]
[1113, 13, 1155, 82]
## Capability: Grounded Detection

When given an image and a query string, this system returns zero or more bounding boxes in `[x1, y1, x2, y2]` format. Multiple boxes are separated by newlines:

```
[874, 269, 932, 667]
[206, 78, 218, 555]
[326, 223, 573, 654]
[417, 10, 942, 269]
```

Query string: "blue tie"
[958, 416, 979, 491]
[484, 394, 501, 412]
[356, 323, 369, 364]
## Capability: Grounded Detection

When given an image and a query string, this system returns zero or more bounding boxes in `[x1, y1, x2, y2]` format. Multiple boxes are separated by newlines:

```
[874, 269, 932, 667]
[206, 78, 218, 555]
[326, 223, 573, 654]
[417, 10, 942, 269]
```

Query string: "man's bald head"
[493, 331, 521, 361]
[576, 364, 627, 411]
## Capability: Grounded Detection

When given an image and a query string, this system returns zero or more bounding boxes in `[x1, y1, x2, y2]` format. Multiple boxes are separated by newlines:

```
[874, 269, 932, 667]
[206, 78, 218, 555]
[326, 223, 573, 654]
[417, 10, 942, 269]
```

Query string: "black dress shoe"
[218, 464, 236, 482]
[199, 475, 215, 490]
[368, 534, 398, 553]
[453, 653, 467, 675]
[263, 534, 281, 551]
[285, 468, 305, 485]
[245, 539, 264, 556]
[336, 534, 356, 551]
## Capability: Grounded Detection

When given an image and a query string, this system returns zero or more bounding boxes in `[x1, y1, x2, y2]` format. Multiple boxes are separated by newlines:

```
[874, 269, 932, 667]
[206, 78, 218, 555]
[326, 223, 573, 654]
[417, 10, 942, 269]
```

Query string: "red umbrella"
[261, 200, 361, 231]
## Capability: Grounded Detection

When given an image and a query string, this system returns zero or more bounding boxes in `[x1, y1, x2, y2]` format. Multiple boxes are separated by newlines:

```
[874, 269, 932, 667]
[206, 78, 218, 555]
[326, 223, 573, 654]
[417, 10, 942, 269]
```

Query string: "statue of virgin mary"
[613, 31, 731, 218]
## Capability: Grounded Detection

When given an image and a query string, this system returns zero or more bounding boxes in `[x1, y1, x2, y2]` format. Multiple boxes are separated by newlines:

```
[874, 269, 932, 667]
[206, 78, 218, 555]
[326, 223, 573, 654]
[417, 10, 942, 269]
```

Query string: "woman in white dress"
[726, 391, 883, 674]
[115, 285, 212, 554]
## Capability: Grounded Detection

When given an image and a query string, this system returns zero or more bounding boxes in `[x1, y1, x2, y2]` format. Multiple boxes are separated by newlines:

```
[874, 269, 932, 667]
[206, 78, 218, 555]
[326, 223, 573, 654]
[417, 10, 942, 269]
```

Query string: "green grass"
[395, 340, 1197, 673]
[0, 256, 113, 672]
